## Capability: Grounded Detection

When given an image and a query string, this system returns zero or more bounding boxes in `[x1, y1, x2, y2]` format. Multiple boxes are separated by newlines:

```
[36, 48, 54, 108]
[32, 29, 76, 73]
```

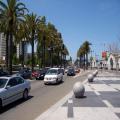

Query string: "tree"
[83, 41, 91, 69]
[0, 0, 27, 74]
[37, 16, 47, 68]
[15, 22, 28, 68]
[77, 41, 91, 69]
[24, 13, 40, 71]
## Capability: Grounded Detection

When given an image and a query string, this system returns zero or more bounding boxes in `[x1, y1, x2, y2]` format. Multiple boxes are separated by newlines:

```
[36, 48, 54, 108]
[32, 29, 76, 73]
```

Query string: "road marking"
[94, 91, 101, 96]
[103, 100, 113, 108]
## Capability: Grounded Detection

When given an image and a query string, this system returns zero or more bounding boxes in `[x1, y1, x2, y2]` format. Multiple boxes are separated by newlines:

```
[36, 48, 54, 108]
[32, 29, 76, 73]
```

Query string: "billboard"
[102, 51, 110, 60]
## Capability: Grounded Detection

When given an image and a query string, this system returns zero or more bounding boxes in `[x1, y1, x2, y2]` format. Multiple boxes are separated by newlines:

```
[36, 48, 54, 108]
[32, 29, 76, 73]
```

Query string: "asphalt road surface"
[0, 71, 90, 120]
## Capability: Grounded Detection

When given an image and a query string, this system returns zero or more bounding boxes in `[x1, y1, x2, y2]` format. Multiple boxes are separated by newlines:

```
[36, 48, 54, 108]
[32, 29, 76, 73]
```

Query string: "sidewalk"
[35, 71, 120, 120]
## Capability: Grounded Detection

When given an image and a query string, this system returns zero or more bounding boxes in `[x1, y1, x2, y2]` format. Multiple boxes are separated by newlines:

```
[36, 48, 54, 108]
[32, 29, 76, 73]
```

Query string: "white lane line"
[103, 100, 113, 108]
[94, 91, 101, 96]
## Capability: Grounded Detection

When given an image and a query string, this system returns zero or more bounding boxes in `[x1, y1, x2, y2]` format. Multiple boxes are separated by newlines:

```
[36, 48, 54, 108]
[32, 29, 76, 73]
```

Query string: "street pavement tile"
[115, 113, 120, 119]
[74, 108, 120, 120]
[99, 91, 120, 107]
[102, 80, 120, 85]
[63, 92, 107, 107]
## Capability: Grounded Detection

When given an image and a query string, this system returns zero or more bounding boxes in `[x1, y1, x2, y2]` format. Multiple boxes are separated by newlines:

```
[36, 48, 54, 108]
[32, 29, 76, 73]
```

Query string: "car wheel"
[56, 78, 59, 84]
[0, 99, 2, 112]
[23, 89, 28, 100]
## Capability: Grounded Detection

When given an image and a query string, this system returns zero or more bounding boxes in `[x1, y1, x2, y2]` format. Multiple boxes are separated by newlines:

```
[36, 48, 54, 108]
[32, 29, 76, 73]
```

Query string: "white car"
[0, 76, 31, 109]
[44, 68, 63, 84]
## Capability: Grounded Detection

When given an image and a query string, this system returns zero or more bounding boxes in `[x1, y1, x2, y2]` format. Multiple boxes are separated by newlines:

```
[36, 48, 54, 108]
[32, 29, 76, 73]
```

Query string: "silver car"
[0, 76, 31, 109]
[44, 68, 63, 84]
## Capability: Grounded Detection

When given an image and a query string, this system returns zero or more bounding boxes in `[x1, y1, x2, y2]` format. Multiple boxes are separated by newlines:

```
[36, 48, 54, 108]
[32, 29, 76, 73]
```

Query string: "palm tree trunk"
[43, 36, 46, 68]
[79, 56, 81, 68]
[8, 33, 13, 75]
[61, 52, 62, 67]
[31, 31, 35, 72]
[31, 40, 34, 72]
[5, 32, 9, 70]
[22, 41, 24, 68]
[57, 52, 59, 67]
[83, 54, 85, 70]
[86, 53, 88, 70]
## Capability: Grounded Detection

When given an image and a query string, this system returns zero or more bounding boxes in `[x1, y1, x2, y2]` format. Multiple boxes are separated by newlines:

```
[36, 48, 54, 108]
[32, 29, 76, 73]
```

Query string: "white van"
[44, 68, 63, 85]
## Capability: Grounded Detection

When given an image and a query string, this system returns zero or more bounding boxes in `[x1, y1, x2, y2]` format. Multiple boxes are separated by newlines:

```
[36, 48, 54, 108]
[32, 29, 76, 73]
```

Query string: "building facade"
[0, 33, 6, 61]
[107, 53, 120, 70]
[17, 41, 28, 59]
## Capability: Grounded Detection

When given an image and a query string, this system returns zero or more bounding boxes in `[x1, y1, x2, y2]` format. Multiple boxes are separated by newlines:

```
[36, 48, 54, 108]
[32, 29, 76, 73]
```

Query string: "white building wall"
[0, 33, 6, 60]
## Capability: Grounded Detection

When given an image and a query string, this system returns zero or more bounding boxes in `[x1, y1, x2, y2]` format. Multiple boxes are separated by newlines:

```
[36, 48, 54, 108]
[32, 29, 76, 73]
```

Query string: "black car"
[35, 68, 48, 80]
[67, 68, 75, 76]
[18, 68, 31, 79]
[0, 70, 9, 77]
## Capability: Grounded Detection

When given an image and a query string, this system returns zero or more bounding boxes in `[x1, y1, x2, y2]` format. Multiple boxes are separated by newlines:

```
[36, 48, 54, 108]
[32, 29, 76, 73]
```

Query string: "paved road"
[0, 71, 91, 120]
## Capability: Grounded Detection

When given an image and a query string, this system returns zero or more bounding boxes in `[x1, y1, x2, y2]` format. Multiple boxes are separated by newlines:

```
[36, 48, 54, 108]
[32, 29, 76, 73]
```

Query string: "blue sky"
[22, 0, 120, 60]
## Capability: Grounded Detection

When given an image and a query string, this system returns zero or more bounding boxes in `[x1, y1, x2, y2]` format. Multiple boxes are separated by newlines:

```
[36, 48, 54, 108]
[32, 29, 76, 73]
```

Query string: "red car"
[32, 70, 40, 78]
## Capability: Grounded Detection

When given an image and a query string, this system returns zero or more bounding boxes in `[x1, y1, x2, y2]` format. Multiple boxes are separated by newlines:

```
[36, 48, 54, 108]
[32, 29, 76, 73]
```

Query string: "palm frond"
[0, 1, 7, 9]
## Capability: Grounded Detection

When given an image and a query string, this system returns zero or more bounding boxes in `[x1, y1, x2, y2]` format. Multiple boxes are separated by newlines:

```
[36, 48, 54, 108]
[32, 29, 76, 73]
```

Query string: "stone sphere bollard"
[93, 71, 96, 77]
[73, 82, 85, 98]
[88, 74, 94, 82]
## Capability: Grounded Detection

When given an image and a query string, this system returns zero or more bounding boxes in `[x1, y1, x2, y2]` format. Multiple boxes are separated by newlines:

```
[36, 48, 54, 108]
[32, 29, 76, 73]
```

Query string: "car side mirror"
[6, 85, 11, 89]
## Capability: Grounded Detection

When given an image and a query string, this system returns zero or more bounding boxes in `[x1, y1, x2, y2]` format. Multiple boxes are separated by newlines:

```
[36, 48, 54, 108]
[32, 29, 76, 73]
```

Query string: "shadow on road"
[0, 95, 34, 114]
[44, 80, 65, 86]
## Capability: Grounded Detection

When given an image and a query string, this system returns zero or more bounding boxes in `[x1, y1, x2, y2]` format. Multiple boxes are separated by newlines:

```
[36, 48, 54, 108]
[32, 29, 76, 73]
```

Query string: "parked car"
[0, 70, 9, 77]
[67, 68, 75, 76]
[32, 70, 40, 78]
[0, 76, 31, 109]
[44, 68, 63, 85]
[35, 69, 48, 80]
[18, 68, 31, 79]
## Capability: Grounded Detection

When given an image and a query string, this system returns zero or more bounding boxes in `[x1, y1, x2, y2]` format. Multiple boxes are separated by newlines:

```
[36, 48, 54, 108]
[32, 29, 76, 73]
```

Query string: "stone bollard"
[73, 82, 85, 98]
[93, 71, 96, 77]
[88, 74, 94, 82]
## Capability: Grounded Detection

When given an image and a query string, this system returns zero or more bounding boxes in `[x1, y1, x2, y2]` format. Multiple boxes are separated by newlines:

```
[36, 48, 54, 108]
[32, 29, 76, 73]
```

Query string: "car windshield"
[46, 69, 58, 75]
[0, 78, 8, 88]
[68, 69, 74, 72]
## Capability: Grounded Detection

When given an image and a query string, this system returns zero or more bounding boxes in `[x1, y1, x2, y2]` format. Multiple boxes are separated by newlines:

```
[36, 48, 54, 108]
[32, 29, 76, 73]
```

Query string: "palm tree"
[37, 16, 47, 68]
[0, 0, 27, 74]
[15, 23, 27, 68]
[24, 13, 40, 71]
[77, 46, 84, 68]
[83, 41, 91, 69]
